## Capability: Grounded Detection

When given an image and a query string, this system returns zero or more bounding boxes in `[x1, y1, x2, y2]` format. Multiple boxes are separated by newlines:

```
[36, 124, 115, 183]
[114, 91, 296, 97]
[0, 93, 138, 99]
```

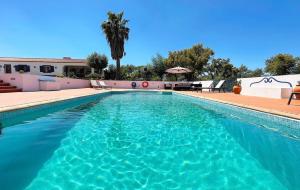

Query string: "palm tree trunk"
[116, 59, 121, 80]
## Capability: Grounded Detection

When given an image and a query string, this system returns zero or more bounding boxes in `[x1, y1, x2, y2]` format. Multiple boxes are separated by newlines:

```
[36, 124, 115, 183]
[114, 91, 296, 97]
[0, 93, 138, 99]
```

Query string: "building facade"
[0, 57, 90, 77]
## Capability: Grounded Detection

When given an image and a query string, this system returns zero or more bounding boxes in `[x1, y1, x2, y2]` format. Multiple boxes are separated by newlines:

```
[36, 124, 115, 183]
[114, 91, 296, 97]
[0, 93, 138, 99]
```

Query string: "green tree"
[236, 64, 264, 78]
[206, 58, 228, 79]
[237, 64, 250, 78]
[248, 68, 263, 77]
[221, 63, 238, 79]
[104, 64, 117, 80]
[206, 58, 237, 80]
[143, 65, 156, 81]
[121, 65, 134, 80]
[291, 57, 300, 74]
[130, 66, 144, 80]
[101, 11, 129, 80]
[202, 58, 238, 91]
[165, 44, 214, 78]
[86, 52, 108, 74]
[265, 54, 296, 75]
[151, 54, 166, 80]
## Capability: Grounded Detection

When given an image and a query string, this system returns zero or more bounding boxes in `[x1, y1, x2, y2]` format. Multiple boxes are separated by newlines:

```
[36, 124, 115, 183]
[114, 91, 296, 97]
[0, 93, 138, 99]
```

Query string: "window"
[14, 65, 30, 72]
[4, 64, 12, 73]
[40, 65, 54, 73]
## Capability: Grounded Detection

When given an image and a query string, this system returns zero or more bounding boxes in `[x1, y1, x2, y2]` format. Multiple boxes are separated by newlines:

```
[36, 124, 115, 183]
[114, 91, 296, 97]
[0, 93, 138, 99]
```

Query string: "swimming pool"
[0, 91, 299, 190]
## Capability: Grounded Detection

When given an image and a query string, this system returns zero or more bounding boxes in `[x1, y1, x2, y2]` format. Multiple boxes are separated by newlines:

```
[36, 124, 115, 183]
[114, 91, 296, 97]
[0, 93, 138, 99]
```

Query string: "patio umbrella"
[165, 66, 192, 74]
[165, 66, 192, 81]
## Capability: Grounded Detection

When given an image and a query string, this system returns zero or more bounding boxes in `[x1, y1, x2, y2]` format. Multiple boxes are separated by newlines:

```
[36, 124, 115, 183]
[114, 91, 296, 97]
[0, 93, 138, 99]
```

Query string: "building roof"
[0, 57, 86, 64]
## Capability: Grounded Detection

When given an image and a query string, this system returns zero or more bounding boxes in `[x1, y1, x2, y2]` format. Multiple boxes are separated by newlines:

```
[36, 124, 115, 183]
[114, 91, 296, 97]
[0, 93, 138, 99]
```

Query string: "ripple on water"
[25, 93, 289, 190]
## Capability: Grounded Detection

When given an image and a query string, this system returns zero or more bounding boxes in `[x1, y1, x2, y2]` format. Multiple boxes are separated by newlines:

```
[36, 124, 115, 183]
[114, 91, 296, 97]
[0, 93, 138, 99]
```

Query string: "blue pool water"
[0, 92, 300, 190]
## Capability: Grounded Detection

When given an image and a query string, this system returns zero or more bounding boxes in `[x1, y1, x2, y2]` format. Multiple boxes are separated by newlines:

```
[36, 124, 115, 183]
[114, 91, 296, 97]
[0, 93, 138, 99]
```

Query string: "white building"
[0, 57, 90, 77]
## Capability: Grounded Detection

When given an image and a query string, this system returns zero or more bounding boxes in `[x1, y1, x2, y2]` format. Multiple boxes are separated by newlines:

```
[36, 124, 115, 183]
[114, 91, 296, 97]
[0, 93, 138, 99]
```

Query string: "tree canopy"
[206, 58, 232, 80]
[265, 54, 297, 75]
[165, 44, 214, 77]
[237, 64, 263, 78]
[151, 54, 166, 80]
[98, 43, 266, 81]
[86, 52, 108, 74]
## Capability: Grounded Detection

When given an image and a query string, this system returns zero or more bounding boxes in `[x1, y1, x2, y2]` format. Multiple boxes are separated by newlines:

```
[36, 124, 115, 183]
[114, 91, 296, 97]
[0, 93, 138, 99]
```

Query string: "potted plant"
[233, 80, 241, 94]
[294, 81, 300, 99]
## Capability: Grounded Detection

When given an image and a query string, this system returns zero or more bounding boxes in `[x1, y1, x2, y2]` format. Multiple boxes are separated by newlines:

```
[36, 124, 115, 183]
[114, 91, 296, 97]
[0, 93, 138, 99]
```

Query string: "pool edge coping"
[1, 89, 298, 121]
[0, 89, 169, 113]
[174, 91, 300, 121]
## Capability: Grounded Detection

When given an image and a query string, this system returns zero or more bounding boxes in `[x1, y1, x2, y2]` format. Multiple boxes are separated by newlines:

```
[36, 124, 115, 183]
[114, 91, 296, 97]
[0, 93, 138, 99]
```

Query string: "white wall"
[0, 61, 87, 76]
[103, 80, 166, 89]
[56, 78, 90, 89]
[0, 74, 90, 92]
[238, 74, 300, 99]
[238, 74, 300, 88]
[1, 74, 211, 91]
[102, 80, 214, 90]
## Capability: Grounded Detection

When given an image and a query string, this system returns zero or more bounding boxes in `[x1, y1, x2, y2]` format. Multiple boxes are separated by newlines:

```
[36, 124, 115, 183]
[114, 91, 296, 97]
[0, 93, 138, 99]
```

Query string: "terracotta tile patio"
[0, 88, 109, 112]
[176, 91, 300, 119]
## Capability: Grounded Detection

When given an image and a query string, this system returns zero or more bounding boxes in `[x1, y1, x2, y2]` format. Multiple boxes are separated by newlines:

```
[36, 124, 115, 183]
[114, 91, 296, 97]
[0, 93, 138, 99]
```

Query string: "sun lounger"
[191, 81, 202, 91]
[97, 81, 112, 89]
[287, 92, 300, 105]
[194, 81, 213, 92]
[173, 83, 192, 91]
[164, 82, 172, 89]
[196, 80, 226, 93]
[211, 80, 226, 92]
[90, 80, 101, 88]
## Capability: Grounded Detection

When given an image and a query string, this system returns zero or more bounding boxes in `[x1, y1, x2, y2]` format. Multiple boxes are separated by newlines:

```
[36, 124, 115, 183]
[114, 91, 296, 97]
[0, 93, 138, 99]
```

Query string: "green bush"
[66, 72, 79, 79]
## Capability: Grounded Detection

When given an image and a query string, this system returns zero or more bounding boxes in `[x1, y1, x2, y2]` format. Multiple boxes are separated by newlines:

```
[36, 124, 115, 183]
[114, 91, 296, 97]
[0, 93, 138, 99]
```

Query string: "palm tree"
[101, 11, 129, 80]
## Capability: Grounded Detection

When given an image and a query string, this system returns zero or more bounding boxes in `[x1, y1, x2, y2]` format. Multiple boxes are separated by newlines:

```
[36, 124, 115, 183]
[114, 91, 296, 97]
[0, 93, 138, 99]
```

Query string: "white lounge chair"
[196, 80, 226, 93]
[97, 81, 112, 89]
[191, 81, 202, 90]
[194, 81, 213, 92]
[212, 80, 226, 92]
[90, 80, 101, 88]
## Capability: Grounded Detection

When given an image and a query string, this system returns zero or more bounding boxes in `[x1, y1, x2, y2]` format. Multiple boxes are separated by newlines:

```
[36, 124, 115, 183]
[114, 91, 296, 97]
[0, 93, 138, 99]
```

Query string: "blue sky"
[0, 0, 299, 69]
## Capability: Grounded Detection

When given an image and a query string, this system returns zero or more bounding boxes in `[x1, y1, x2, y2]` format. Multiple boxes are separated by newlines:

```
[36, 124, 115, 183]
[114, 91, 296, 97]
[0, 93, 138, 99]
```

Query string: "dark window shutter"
[40, 65, 54, 73]
[25, 65, 30, 72]
[14, 65, 20, 71]
[14, 65, 30, 72]
[40, 66, 45, 73]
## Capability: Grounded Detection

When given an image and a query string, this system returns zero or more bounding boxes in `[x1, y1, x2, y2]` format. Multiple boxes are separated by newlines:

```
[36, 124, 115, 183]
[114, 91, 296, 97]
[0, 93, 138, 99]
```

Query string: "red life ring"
[142, 81, 149, 88]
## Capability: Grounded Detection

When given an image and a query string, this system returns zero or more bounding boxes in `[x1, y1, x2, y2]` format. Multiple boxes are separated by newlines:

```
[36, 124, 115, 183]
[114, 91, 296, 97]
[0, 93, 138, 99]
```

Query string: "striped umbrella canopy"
[165, 66, 192, 74]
